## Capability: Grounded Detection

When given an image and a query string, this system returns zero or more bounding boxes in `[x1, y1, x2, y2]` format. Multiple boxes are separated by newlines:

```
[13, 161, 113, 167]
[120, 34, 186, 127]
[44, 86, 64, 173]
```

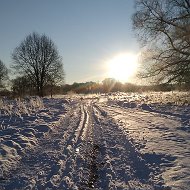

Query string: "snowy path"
[99, 102, 190, 190]
[1, 96, 189, 189]
[91, 104, 157, 190]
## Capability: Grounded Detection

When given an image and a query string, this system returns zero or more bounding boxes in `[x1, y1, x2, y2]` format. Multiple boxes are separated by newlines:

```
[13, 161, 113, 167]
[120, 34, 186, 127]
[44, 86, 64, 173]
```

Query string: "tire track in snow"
[91, 103, 168, 190]
[63, 102, 103, 190]
[61, 100, 102, 190]
[59, 102, 92, 189]
[75, 103, 89, 144]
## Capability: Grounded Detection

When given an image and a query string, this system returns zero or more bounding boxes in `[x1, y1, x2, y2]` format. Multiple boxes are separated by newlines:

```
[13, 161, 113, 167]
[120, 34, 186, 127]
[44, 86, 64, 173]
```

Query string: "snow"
[0, 92, 190, 189]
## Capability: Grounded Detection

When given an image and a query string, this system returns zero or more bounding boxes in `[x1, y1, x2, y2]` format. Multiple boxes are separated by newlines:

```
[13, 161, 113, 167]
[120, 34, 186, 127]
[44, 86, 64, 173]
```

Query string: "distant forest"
[0, 77, 189, 98]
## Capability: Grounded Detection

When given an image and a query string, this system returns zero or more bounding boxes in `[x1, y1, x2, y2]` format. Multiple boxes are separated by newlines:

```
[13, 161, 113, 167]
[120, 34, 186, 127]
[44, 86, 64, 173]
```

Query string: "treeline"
[61, 79, 190, 94]
[1, 78, 188, 98]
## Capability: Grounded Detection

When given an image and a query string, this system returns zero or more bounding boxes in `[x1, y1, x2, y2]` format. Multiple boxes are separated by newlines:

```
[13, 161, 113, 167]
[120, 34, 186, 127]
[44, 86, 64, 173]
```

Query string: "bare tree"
[12, 32, 64, 96]
[0, 59, 8, 89]
[133, 0, 190, 85]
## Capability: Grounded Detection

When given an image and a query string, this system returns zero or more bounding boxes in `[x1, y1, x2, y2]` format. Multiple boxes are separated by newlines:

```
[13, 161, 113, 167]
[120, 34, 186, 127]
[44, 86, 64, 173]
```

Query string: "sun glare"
[107, 53, 139, 83]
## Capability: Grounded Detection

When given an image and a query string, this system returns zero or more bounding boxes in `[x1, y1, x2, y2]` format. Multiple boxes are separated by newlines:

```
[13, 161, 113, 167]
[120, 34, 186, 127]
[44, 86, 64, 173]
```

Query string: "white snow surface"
[0, 92, 190, 190]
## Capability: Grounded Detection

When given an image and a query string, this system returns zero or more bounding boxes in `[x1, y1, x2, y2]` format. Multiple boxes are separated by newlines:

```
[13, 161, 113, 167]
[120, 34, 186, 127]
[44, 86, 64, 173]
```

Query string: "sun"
[107, 53, 139, 83]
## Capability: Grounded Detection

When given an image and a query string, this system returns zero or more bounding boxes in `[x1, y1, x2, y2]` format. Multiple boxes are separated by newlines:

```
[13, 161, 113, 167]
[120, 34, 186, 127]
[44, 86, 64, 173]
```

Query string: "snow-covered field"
[0, 92, 190, 190]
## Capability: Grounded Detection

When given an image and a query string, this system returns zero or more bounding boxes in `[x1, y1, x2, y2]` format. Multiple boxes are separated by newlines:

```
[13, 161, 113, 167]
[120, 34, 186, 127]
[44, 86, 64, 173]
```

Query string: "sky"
[0, 0, 140, 84]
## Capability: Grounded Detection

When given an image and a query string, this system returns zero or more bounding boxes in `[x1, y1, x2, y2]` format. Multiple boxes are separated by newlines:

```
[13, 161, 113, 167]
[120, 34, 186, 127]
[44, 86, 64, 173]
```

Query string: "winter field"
[0, 91, 190, 190]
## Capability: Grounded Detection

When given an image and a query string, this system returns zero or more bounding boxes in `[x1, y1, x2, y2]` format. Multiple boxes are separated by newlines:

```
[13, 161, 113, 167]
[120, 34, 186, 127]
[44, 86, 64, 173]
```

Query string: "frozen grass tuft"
[0, 96, 44, 117]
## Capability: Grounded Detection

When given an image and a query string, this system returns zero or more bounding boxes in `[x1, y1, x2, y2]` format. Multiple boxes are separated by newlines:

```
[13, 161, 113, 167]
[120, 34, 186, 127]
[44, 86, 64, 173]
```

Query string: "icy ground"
[0, 92, 190, 190]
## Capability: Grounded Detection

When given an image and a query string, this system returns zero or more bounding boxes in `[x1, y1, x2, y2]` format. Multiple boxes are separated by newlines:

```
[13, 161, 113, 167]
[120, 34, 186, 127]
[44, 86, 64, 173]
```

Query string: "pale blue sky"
[0, 0, 139, 84]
